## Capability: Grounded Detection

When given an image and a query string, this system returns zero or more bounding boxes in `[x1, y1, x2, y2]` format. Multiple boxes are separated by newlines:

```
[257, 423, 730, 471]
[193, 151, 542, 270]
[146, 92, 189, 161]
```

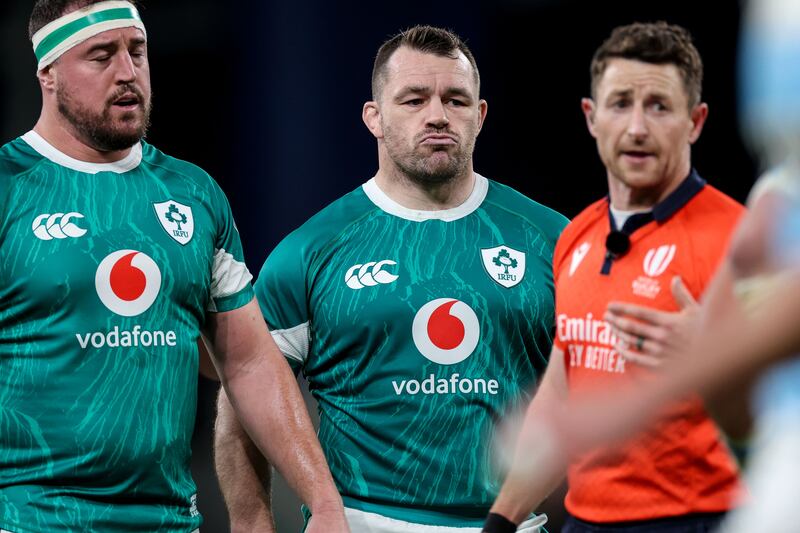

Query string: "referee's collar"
[651, 168, 706, 223]
[607, 168, 706, 229]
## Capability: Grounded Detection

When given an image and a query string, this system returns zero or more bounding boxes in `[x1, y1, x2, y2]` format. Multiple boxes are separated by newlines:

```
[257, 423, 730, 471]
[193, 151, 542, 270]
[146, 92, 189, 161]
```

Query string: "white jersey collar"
[362, 173, 488, 222]
[21, 130, 143, 174]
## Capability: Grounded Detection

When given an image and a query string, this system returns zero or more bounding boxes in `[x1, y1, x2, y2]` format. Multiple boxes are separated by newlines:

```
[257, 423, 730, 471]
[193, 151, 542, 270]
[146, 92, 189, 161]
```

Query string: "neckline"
[361, 173, 488, 222]
[21, 130, 143, 174]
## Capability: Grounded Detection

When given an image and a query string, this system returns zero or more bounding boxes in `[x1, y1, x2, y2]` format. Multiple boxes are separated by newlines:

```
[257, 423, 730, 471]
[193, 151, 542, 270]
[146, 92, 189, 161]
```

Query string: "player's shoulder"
[140, 141, 219, 190]
[269, 183, 376, 264]
[0, 135, 46, 179]
[483, 177, 569, 241]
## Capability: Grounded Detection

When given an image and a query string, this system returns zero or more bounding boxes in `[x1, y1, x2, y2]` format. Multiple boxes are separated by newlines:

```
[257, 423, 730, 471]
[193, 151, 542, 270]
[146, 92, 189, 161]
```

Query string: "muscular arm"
[215, 390, 275, 533]
[204, 298, 346, 532]
[489, 347, 570, 525]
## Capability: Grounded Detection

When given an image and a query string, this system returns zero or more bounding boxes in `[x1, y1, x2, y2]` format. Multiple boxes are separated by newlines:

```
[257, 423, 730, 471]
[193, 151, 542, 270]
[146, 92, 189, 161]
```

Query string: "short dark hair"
[29, 0, 139, 40]
[371, 25, 480, 101]
[590, 21, 703, 108]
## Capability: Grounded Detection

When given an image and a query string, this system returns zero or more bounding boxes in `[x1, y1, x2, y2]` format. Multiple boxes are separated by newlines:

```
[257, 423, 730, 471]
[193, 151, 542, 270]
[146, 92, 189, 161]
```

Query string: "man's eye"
[448, 99, 466, 106]
[612, 100, 629, 109]
[404, 99, 424, 106]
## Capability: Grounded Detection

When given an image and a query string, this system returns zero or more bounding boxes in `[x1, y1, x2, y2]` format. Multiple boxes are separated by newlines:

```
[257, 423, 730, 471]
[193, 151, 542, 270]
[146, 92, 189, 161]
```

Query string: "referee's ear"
[363, 100, 383, 139]
[581, 97, 597, 138]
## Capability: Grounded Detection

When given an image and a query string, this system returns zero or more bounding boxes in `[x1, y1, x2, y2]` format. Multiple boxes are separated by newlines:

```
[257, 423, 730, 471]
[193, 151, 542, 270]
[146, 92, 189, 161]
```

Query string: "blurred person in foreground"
[214, 25, 568, 533]
[483, 22, 745, 533]
[0, 1, 346, 531]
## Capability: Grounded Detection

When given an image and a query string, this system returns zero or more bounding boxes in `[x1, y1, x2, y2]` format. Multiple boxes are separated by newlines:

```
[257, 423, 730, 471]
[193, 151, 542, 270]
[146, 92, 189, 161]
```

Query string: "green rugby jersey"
[0, 131, 253, 532]
[255, 174, 568, 527]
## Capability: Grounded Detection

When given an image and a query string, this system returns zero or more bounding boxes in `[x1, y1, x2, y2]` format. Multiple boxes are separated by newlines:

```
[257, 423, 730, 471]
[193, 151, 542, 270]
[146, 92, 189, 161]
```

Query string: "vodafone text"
[392, 373, 499, 395]
[76, 325, 177, 349]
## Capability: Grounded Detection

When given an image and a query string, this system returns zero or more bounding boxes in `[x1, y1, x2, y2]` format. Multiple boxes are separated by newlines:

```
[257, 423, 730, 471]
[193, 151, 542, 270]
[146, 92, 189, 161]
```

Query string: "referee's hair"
[29, 0, 141, 41]
[590, 21, 703, 109]
[371, 25, 480, 102]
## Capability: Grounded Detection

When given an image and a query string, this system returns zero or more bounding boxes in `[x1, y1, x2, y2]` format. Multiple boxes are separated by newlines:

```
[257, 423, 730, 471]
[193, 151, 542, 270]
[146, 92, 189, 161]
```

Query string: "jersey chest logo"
[643, 244, 677, 277]
[481, 245, 526, 288]
[632, 244, 677, 299]
[569, 242, 591, 276]
[153, 200, 194, 245]
[95, 250, 161, 316]
[412, 298, 480, 365]
[344, 259, 398, 289]
[32, 211, 87, 240]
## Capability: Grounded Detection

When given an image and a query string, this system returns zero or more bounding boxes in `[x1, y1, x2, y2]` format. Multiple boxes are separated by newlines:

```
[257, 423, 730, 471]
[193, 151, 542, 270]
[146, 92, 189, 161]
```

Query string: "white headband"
[32, 1, 146, 71]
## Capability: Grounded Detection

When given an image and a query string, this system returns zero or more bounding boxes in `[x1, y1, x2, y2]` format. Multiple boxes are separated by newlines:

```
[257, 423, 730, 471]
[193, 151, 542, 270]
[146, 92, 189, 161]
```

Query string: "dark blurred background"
[0, 1, 754, 531]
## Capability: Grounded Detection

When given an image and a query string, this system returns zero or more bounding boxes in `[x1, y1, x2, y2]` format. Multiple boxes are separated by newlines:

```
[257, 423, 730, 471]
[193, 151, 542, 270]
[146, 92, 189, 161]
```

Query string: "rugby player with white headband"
[0, 2, 349, 532]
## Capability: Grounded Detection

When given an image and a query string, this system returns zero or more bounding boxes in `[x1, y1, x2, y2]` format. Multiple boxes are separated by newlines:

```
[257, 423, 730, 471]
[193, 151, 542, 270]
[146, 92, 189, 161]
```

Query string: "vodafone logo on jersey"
[412, 298, 480, 365]
[95, 250, 161, 316]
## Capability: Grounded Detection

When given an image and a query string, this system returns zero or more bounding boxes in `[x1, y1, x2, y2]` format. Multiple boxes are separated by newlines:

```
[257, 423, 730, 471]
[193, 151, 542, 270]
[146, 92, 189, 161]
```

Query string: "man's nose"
[425, 97, 449, 129]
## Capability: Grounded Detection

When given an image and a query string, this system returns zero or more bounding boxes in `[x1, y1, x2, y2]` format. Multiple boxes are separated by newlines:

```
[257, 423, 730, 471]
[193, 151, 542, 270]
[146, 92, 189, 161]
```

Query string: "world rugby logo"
[95, 250, 161, 316]
[412, 298, 480, 365]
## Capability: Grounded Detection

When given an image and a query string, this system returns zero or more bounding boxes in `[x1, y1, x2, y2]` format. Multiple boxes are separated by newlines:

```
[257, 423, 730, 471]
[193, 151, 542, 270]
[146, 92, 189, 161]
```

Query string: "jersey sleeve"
[253, 232, 311, 371]
[206, 181, 254, 313]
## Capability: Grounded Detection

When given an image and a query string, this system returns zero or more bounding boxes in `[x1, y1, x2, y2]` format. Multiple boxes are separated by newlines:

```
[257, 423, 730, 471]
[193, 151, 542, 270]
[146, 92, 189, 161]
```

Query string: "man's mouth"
[621, 150, 654, 161]
[112, 93, 141, 110]
[420, 134, 457, 146]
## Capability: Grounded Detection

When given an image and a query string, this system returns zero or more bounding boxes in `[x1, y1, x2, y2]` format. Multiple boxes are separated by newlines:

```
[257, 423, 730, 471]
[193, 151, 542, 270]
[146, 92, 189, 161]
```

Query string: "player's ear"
[581, 98, 597, 138]
[475, 99, 488, 135]
[37, 65, 56, 93]
[363, 101, 383, 139]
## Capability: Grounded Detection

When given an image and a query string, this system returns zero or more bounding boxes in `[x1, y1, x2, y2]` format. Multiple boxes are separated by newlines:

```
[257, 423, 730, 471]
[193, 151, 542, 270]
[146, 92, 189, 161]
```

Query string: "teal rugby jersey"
[0, 131, 253, 533]
[255, 174, 568, 527]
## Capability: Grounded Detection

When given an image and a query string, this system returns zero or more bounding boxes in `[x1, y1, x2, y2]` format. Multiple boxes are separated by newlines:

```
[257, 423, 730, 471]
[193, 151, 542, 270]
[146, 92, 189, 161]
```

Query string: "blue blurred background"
[0, 1, 754, 531]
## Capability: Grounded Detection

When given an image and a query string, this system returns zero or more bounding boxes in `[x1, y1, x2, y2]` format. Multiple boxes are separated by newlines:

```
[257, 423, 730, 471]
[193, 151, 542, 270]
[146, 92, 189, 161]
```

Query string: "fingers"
[671, 276, 698, 309]
[606, 301, 672, 325]
[616, 344, 662, 367]
[604, 309, 666, 341]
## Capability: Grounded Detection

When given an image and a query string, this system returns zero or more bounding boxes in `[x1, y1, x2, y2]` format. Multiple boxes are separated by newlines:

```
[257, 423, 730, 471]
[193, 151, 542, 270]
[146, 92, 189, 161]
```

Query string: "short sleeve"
[254, 232, 311, 371]
[206, 183, 254, 313]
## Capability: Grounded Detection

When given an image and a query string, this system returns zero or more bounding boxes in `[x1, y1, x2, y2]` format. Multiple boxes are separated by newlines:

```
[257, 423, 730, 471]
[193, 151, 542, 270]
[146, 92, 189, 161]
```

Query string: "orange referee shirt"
[553, 172, 743, 523]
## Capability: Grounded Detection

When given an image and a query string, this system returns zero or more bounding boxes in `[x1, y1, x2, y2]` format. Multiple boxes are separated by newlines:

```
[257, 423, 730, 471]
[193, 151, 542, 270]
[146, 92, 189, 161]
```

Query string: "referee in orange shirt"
[483, 22, 744, 533]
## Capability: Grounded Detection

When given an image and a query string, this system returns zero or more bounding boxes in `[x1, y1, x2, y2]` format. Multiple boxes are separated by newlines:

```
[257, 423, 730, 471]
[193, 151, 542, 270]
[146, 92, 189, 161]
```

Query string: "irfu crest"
[153, 200, 194, 245]
[481, 245, 526, 288]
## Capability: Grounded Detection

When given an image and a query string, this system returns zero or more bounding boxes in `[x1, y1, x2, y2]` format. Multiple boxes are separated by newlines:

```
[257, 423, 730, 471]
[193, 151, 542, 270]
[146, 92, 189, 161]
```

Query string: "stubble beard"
[57, 83, 152, 152]
[384, 123, 476, 186]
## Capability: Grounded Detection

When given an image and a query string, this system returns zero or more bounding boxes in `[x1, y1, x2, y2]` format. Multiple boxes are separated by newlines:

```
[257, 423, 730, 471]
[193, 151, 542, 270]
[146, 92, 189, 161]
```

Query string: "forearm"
[215, 389, 275, 533]
[223, 346, 341, 513]
[490, 349, 569, 524]
[208, 300, 343, 516]
[490, 415, 567, 524]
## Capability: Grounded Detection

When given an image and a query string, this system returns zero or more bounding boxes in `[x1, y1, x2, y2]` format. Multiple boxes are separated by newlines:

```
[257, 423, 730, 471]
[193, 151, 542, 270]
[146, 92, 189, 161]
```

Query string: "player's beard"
[57, 83, 151, 152]
[384, 124, 476, 185]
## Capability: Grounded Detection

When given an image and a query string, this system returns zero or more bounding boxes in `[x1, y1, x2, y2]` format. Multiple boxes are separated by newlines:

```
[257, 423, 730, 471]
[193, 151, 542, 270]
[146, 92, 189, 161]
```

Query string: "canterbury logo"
[32, 212, 87, 240]
[345, 260, 399, 289]
[643, 244, 676, 277]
